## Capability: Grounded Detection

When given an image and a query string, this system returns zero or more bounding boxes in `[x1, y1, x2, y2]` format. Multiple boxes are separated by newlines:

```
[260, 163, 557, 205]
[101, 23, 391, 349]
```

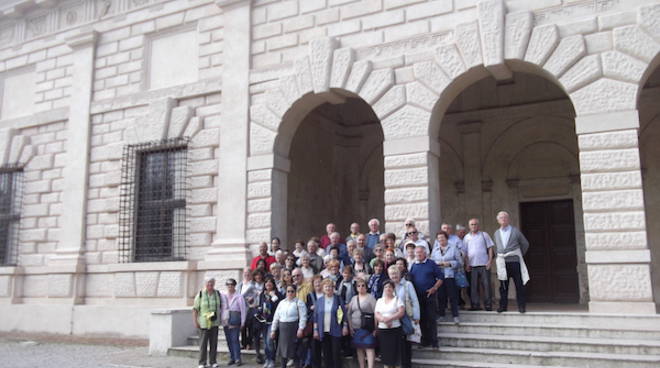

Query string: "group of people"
[193, 211, 530, 368]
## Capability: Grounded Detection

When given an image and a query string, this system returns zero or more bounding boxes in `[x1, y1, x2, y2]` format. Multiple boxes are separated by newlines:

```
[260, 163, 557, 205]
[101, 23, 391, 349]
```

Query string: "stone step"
[168, 345, 578, 368]
[456, 311, 660, 331]
[437, 332, 660, 355]
[412, 346, 660, 368]
[438, 321, 660, 339]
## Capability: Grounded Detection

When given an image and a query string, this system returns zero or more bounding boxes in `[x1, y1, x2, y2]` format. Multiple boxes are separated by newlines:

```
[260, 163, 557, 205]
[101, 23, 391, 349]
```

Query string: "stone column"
[458, 121, 483, 220]
[46, 30, 98, 304]
[202, 0, 251, 268]
[383, 137, 439, 237]
[577, 110, 655, 314]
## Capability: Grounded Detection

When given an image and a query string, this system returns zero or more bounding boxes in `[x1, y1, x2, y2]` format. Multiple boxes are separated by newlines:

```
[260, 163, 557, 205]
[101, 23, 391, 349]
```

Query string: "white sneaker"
[198, 365, 205, 368]
[453, 317, 460, 325]
[286, 359, 294, 367]
[211, 364, 219, 368]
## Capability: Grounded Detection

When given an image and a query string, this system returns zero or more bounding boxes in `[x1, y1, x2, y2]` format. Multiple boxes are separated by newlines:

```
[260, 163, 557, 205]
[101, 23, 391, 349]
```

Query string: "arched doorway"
[285, 96, 384, 244]
[639, 63, 660, 311]
[435, 69, 586, 304]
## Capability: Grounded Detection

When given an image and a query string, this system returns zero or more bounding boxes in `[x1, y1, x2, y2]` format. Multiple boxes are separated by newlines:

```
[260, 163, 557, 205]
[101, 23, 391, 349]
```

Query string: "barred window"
[119, 138, 189, 262]
[0, 166, 23, 266]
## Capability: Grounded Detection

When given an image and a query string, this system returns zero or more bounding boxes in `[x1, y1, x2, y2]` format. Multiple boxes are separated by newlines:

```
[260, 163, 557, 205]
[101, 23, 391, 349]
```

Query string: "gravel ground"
[0, 335, 260, 368]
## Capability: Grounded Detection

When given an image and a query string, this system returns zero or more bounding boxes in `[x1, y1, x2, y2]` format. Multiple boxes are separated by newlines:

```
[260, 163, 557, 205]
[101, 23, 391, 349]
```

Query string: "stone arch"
[0, 128, 36, 168]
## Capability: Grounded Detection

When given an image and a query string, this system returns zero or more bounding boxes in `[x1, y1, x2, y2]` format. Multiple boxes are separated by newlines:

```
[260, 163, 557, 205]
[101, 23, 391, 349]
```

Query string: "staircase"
[168, 310, 660, 368]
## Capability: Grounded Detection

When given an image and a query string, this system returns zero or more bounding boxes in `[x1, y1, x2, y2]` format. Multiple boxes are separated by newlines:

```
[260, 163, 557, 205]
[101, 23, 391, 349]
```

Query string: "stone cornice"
[65, 29, 98, 50]
[214, 0, 250, 9]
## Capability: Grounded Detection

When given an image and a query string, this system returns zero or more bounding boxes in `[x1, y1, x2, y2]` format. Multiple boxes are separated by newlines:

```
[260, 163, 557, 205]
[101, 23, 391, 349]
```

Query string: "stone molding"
[123, 97, 204, 144]
[0, 128, 35, 167]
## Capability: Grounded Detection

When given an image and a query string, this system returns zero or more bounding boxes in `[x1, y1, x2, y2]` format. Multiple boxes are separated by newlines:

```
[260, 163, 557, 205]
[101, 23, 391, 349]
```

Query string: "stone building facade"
[0, 0, 659, 339]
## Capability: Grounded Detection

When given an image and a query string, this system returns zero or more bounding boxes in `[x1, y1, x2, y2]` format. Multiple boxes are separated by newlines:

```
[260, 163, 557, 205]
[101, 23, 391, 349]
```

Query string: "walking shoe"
[286, 359, 294, 367]
[198, 365, 205, 368]
[211, 364, 220, 368]
[485, 306, 493, 312]
[236, 361, 242, 367]
[518, 306, 526, 314]
[497, 307, 507, 313]
[468, 306, 482, 311]
[256, 355, 265, 364]
[227, 361, 235, 366]
[453, 317, 460, 325]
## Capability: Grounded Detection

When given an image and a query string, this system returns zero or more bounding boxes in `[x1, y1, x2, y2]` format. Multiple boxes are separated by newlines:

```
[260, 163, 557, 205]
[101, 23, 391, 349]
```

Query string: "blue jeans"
[224, 326, 241, 362]
[263, 324, 275, 361]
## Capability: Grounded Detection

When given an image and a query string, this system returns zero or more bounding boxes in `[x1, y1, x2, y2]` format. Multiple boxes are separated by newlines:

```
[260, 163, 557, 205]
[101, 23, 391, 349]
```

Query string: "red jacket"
[250, 255, 276, 271]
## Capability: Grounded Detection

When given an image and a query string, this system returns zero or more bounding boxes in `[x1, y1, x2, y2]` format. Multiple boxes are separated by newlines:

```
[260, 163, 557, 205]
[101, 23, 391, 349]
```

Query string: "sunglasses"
[287, 290, 295, 293]
[226, 283, 236, 287]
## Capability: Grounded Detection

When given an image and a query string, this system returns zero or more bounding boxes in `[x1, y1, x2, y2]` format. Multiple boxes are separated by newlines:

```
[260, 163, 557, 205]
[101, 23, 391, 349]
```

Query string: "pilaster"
[458, 121, 483, 220]
[577, 110, 655, 314]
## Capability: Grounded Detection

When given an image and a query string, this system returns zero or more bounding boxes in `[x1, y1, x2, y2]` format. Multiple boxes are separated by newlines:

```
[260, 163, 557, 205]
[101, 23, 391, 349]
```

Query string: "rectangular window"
[119, 138, 189, 262]
[0, 166, 23, 266]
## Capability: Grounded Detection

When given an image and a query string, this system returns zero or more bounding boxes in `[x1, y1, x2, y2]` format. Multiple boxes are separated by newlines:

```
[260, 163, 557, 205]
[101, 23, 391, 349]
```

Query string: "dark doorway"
[520, 200, 579, 303]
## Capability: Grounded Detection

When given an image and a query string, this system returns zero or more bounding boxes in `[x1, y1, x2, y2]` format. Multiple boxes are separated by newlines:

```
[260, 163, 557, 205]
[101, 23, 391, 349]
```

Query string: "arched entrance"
[639, 63, 660, 311]
[286, 96, 384, 243]
[434, 68, 586, 304]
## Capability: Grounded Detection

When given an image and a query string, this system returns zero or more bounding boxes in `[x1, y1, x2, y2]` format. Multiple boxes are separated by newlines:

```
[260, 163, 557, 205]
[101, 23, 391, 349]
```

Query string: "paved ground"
[0, 335, 260, 368]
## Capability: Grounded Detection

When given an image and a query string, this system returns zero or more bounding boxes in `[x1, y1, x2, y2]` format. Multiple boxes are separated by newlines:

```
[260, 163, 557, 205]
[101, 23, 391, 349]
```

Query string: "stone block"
[385, 202, 429, 221]
[405, 81, 438, 112]
[543, 35, 586, 77]
[601, 51, 647, 84]
[301, 0, 326, 14]
[598, 11, 636, 31]
[559, 54, 601, 92]
[248, 169, 271, 183]
[249, 122, 277, 155]
[294, 56, 313, 96]
[254, 23, 282, 40]
[359, 68, 394, 105]
[585, 231, 647, 250]
[157, 272, 183, 297]
[524, 24, 559, 66]
[362, 10, 405, 30]
[381, 104, 429, 140]
[578, 129, 639, 151]
[247, 213, 271, 229]
[456, 21, 483, 68]
[168, 106, 193, 139]
[267, 34, 298, 51]
[385, 187, 429, 204]
[406, 0, 453, 21]
[248, 198, 271, 213]
[191, 128, 219, 148]
[504, 11, 532, 60]
[384, 166, 428, 187]
[316, 8, 340, 25]
[580, 171, 642, 191]
[384, 152, 427, 168]
[435, 44, 466, 80]
[412, 60, 450, 95]
[570, 78, 636, 116]
[638, 4, 660, 41]
[613, 25, 659, 63]
[309, 38, 337, 94]
[246, 228, 270, 242]
[190, 217, 216, 233]
[341, 0, 382, 19]
[582, 189, 644, 211]
[383, 20, 429, 43]
[247, 181, 271, 199]
[329, 48, 354, 89]
[135, 272, 159, 297]
[373, 85, 406, 120]
[345, 60, 372, 94]
[29, 154, 54, 170]
[477, 0, 504, 67]
[268, 0, 298, 21]
[328, 19, 361, 37]
[0, 276, 10, 297]
[579, 148, 640, 173]
[583, 211, 646, 231]
[48, 274, 72, 297]
[588, 264, 653, 301]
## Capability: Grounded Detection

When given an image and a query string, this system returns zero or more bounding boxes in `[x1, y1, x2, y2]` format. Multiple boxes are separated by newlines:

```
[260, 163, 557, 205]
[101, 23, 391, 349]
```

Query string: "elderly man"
[494, 211, 530, 313]
[193, 277, 222, 368]
[409, 246, 444, 348]
[464, 218, 495, 311]
[327, 232, 349, 265]
[406, 226, 430, 255]
[441, 223, 465, 254]
[345, 222, 362, 243]
[320, 223, 336, 249]
[365, 218, 381, 250]
[456, 224, 467, 240]
[307, 239, 325, 273]
[251, 242, 276, 271]
[355, 233, 374, 263]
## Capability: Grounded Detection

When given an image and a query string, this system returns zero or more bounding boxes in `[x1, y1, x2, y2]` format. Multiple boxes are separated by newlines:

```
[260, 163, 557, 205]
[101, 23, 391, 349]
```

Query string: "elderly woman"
[347, 278, 377, 368]
[306, 275, 324, 368]
[299, 253, 316, 279]
[375, 280, 405, 368]
[193, 277, 222, 368]
[313, 278, 348, 368]
[271, 284, 308, 368]
[221, 278, 246, 366]
[388, 265, 420, 368]
[431, 230, 463, 324]
[259, 278, 282, 368]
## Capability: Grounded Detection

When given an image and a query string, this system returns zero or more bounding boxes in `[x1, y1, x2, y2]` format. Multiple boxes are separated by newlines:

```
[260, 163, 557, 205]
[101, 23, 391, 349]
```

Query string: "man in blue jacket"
[409, 246, 444, 348]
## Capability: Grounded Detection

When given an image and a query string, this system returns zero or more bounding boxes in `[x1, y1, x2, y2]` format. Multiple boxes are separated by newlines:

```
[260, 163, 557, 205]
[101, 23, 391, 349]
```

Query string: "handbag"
[455, 270, 469, 288]
[400, 313, 414, 335]
[407, 322, 421, 343]
[357, 296, 375, 332]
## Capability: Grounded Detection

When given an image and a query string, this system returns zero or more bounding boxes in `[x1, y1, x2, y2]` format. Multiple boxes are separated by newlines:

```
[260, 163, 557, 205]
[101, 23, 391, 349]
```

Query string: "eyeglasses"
[287, 290, 295, 294]
[226, 283, 236, 287]
[407, 231, 418, 235]
[357, 284, 366, 288]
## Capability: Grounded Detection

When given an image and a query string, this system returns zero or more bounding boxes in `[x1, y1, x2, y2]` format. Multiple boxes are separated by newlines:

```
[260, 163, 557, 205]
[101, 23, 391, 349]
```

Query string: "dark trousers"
[321, 333, 342, 368]
[470, 266, 492, 308]
[198, 326, 219, 365]
[438, 277, 459, 318]
[499, 262, 525, 310]
[417, 291, 439, 347]
[253, 321, 263, 359]
[400, 334, 413, 368]
[311, 337, 322, 368]
[241, 308, 255, 348]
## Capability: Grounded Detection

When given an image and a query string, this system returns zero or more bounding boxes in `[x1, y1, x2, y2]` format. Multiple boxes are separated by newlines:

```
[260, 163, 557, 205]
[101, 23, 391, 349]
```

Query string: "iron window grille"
[0, 165, 23, 266]
[118, 138, 190, 263]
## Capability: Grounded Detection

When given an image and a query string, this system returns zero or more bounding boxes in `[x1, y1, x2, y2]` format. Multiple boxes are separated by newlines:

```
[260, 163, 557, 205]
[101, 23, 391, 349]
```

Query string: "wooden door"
[520, 200, 579, 303]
